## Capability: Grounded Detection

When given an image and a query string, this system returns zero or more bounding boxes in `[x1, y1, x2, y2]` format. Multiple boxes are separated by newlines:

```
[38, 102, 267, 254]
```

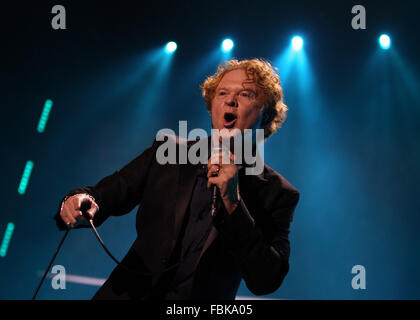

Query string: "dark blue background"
[0, 0, 419, 299]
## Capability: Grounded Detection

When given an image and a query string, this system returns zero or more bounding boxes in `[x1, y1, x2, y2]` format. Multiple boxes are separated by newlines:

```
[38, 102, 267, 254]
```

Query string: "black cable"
[78, 199, 182, 276]
[87, 218, 182, 276]
[32, 229, 69, 300]
[32, 199, 182, 299]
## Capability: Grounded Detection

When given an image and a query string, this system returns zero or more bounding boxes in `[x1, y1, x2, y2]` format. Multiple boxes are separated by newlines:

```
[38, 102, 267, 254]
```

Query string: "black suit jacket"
[54, 136, 300, 299]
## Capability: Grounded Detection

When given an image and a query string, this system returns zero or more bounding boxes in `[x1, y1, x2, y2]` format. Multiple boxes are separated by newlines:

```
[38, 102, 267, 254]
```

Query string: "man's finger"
[62, 209, 77, 225]
[70, 195, 81, 210]
[207, 165, 220, 178]
[207, 176, 222, 189]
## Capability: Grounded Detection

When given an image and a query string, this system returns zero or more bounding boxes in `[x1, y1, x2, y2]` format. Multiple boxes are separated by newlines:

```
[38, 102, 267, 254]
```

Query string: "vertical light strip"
[0, 222, 15, 257]
[37, 99, 53, 133]
[18, 160, 34, 195]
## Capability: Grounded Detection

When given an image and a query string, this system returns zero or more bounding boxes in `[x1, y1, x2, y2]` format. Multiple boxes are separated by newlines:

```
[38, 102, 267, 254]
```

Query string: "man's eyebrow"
[241, 88, 257, 92]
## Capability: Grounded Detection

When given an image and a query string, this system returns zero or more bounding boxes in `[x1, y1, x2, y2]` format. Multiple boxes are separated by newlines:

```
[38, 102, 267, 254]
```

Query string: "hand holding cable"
[60, 193, 99, 228]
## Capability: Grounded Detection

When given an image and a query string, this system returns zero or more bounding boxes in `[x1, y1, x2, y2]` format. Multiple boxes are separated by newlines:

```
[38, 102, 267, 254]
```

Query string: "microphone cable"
[32, 199, 182, 300]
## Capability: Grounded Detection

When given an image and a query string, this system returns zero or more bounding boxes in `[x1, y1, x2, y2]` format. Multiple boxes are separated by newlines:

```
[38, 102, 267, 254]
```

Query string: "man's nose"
[225, 95, 238, 107]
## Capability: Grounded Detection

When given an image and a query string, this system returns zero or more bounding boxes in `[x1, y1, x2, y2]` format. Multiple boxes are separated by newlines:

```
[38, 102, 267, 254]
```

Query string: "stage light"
[222, 39, 234, 52]
[379, 34, 391, 50]
[165, 41, 177, 53]
[0, 223, 15, 258]
[37, 99, 53, 133]
[291, 36, 304, 51]
[18, 160, 34, 195]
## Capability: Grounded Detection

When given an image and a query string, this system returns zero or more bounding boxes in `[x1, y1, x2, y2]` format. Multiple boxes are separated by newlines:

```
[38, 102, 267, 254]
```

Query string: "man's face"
[211, 69, 264, 138]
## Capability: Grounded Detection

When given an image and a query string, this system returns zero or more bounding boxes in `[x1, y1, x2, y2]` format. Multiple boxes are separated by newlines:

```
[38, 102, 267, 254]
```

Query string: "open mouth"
[223, 112, 237, 128]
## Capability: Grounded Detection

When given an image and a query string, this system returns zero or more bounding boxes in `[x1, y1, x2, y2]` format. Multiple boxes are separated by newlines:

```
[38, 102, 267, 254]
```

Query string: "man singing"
[55, 58, 300, 300]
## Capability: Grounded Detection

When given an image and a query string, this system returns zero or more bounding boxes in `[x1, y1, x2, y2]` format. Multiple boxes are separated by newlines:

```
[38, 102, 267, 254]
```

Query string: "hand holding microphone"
[207, 146, 241, 215]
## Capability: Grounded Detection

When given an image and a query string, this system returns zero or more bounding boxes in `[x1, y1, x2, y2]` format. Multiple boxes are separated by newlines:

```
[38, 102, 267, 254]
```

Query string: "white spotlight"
[291, 36, 304, 51]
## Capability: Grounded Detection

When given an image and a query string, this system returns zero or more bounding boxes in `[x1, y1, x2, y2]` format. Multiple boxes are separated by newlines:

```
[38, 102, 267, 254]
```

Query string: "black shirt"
[163, 164, 214, 299]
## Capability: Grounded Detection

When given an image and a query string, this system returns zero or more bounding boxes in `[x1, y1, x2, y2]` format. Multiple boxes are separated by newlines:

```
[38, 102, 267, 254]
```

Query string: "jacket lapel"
[170, 137, 210, 252]
[172, 159, 202, 251]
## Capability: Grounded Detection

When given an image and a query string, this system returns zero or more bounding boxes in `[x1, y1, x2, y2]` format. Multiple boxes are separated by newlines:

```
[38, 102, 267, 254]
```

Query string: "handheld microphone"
[209, 146, 229, 216]
[210, 184, 218, 216]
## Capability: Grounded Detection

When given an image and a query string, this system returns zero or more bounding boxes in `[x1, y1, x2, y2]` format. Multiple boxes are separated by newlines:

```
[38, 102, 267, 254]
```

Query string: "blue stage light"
[0, 222, 15, 258]
[379, 34, 391, 50]
[165, 41, 177, 53]
[37, 99, 53, 133]
[18, 160, 34, 195]
[291, 36, 304, 51]
[222, 39, 234, 52]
